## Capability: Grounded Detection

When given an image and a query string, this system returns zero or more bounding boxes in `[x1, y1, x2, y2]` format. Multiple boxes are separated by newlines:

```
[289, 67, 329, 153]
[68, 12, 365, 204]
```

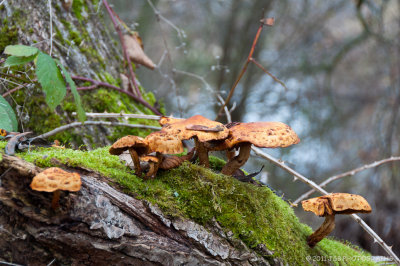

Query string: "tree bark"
[0, 155, 281, 265]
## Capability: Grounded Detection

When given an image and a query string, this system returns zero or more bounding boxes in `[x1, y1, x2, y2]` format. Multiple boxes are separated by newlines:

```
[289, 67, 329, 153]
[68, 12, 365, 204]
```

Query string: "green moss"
[72, 0, 85, 21]
[0, 141, 375, 265]
[0, 25, 18, 53]
[69, 30, 83, 45]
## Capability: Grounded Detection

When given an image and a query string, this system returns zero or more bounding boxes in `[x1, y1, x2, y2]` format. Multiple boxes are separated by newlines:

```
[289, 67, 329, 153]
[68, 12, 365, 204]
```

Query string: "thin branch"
[215, 22, 265, 119]
[250, 58, 288, 91]
[30, 121, 161, 141]
[72, 76, 162, 115]
[48, 0, 53, 56]
[102, 0, 141, 97]
[173, 68, 232, 122]
[293, 156, 400, 204]
[2, 83, 29, 97]
[252, 147, 400, 264]
[72, 112, 161, 120]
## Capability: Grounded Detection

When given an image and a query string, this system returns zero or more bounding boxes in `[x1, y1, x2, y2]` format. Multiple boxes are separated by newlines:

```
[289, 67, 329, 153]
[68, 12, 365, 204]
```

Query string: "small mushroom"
[143, 131, 185, 178]
[160, 115, 229, 168]
[218, 122, 299, 175]
[109, 135, 149, 177]
[139, 155, 160, 179]
[30, 167, 81, 210]
[302, 193, 372, 248]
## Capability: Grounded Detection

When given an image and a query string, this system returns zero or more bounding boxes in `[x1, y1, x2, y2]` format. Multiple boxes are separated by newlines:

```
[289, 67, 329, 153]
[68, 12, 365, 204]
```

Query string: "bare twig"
[72, 112, 161, 120]
[215, 22, 266, 119]
[249, 58, 288, 91]
[252, 147, 400, 264]
[0, 261, 24, 266]
[102, 0, 141, 97]
[72, 76, 162, 115]
[48, 0, 53, 56]
[30, 121, 161, 141]
[293, 156, 400, 205]
[172, 68, 232, 123]
[2, 83, 29, 97]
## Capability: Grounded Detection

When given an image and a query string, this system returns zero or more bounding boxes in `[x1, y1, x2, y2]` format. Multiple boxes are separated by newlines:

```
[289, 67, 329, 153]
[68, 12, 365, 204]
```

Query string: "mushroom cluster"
[109, 115, 300, 180]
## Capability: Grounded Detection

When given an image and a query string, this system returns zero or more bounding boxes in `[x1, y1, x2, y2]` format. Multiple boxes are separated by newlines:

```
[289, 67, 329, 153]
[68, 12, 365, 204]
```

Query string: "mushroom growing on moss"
[302, 193, 372, 248]
[30, 167, 81, 209]
[160, 115, 229, 168]
[143, 131, 185, 179]
[139, 155, 160, 179]
[109, 135, 149, 177]
[218, 122, 299, 175]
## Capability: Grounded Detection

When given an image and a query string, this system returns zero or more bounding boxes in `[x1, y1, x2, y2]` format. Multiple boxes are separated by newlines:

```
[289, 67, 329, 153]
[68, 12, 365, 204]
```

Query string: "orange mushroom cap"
[302, 193, 372, 217]
[109, 135, 149, 156]
[161, 115, 229, 142]
[30, 167, 81, 192]
[225, 122, 299, 149]
[145, 131, 184, 154]
[159, 116, 184, 127]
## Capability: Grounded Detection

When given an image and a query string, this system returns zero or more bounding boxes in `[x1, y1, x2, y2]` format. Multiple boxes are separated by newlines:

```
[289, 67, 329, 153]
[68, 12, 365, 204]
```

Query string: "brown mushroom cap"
[30, 167, 81, 192]
[302, 193, 372, 216]
[161, 115, 229, 142]
[145, 131, 184, 154]
[159, 116, 184, 127]
[109, 135, 149, 155]
[224, 122, 299, 149]
[140, 155, 159, 163]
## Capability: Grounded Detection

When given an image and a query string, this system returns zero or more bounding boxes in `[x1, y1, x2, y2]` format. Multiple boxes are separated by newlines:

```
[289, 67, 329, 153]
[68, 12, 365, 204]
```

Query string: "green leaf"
[56, 60, 86, 122]
[0, 95, 18, 132]
[35, 52, 66, 110]
[4, 54, 38, 67]
[4, 45, 39, 57]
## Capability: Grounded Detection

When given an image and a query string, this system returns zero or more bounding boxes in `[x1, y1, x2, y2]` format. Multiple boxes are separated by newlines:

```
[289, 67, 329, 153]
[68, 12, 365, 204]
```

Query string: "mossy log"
[0, 154, 279, 265]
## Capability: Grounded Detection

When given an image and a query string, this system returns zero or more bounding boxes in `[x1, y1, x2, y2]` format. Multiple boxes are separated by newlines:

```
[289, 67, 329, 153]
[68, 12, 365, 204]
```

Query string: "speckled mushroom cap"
[302, 193, 372, 217]
[222, 122, 299, 149]
[30, 167, 81, 192]
[145, 131, 184, 154]
[159, 116, 184, 126]
[109, 135, 149, 155]
[139, 155, 159, 163]
[161, 115, 229, 142]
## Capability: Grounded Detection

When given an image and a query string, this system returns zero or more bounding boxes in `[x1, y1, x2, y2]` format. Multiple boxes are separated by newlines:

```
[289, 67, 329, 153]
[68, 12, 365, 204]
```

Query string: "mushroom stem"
[226, 149, 236, 160]
[129, 148, 142, 176]
[307, 214, 336, 248]
[51, 190, 61, 210]
[221, 143, 251, 175]
[194, 138, 210, 168]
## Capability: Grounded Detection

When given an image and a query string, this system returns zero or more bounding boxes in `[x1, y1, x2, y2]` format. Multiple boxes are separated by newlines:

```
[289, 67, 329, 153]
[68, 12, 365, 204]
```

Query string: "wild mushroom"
[139, 155, 160, 179]
[302, 193, 372, 248]
[160, 115, 229, 168]
[143, 131, 185, 178]
[109, 135, 149, 177]
[30, 167, 81, 210]
[219, 122, 299, 175]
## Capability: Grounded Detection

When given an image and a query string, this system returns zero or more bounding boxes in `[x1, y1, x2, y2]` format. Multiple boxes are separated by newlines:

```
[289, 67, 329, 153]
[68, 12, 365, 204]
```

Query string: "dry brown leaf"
[123, 34, 155, 70]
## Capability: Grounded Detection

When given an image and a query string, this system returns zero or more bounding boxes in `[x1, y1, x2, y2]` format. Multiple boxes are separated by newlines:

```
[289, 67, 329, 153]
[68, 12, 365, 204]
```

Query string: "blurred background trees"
[111, 0, 400, 255]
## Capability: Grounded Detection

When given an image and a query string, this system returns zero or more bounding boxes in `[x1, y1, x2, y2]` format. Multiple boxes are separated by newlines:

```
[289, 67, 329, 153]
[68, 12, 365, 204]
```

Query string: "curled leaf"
[123, 34, 156, 70]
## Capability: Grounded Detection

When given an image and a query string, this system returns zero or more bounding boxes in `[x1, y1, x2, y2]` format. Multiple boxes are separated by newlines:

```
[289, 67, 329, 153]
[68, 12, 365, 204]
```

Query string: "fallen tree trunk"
[0, 155, 278, 265]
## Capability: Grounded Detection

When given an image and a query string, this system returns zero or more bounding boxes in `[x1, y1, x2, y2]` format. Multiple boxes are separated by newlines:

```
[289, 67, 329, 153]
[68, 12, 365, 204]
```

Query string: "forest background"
[1, 0, 399, 258]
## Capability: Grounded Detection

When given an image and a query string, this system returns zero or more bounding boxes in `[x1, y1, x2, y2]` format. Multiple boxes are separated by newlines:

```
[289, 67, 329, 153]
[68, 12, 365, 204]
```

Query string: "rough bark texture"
[0, 155, 282, 265]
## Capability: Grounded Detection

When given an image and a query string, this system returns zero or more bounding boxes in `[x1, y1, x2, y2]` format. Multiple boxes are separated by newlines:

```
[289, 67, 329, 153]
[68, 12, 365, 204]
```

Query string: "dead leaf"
[123, 34, 155, 70]
[260, 17, 275, 26]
